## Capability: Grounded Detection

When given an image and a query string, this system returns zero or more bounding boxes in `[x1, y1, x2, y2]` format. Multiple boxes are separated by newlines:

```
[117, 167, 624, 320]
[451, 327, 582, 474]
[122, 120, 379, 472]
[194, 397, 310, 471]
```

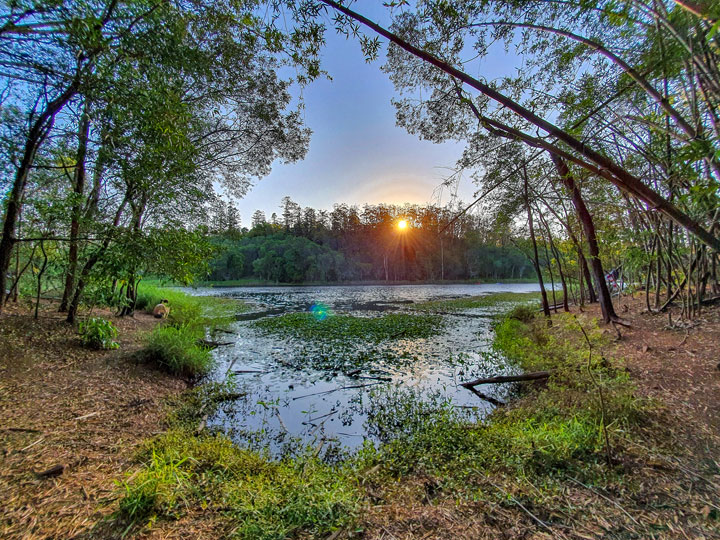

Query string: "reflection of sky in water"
[192, 283, 540, 456]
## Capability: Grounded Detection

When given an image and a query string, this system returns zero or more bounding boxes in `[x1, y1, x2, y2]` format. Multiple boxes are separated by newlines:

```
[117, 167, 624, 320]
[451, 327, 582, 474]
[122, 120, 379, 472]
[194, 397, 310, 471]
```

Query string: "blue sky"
[234, 4, 516, 225]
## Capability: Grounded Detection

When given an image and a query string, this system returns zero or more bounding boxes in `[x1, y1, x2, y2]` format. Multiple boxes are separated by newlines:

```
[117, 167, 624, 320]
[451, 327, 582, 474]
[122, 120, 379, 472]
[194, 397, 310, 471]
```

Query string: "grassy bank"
[116, 295, 717, 538]
[135, 284, 241, 377]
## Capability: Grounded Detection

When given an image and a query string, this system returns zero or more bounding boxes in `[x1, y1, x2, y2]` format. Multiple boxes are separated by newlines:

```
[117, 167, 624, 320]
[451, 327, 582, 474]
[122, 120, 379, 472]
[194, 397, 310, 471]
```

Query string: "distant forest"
[205, 197, 537, 283]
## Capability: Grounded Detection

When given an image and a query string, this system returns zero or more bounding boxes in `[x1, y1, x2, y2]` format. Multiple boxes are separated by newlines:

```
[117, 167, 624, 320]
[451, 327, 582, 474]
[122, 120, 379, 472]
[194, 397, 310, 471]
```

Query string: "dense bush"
[78, 317, 120, 350]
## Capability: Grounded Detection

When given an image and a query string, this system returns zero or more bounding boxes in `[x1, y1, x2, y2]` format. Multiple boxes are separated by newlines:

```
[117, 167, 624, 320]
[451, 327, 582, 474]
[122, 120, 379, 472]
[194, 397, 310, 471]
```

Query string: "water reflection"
[191, 283, 540, 455]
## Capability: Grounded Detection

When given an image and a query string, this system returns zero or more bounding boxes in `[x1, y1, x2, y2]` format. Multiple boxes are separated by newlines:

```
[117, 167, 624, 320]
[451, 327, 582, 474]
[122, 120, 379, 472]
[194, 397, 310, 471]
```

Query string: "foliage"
[143, 325, 212, 377]
[254, 312, 444, 343]
[206, 202, 538, 283]
[78, 317, 119, 350]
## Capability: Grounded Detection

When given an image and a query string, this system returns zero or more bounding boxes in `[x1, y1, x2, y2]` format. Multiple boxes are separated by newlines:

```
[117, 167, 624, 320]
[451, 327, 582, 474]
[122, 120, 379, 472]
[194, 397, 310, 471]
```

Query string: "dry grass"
[0, 300, 185, 539]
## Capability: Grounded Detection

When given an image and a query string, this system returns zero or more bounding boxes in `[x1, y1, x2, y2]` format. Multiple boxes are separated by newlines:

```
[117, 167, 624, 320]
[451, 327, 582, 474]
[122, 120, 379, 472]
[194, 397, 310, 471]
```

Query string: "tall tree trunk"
[67, 193, 129, 324]
[0, 81, 80, 314]
[524, 169, 551, 318]
[60, 101, 91, 312]
[551, 154, 619, 323]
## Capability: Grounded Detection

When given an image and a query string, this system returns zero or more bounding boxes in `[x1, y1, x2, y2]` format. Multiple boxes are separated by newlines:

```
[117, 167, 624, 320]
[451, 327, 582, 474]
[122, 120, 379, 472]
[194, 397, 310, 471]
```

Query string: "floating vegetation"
[412, 291, 542, 312]
[253, 312, 445, 343]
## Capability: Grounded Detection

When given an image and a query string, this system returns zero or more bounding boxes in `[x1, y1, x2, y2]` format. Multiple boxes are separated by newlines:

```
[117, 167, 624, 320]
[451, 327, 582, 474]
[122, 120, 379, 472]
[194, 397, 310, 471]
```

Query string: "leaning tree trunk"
[319, 0, 720, 253]
[551, 153, 619, 323]
[67, 193, 129, 324]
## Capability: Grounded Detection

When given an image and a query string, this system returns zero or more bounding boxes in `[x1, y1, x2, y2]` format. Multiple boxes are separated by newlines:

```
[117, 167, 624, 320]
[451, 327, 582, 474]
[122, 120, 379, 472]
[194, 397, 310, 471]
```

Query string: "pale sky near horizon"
[232, 4, 515, 226]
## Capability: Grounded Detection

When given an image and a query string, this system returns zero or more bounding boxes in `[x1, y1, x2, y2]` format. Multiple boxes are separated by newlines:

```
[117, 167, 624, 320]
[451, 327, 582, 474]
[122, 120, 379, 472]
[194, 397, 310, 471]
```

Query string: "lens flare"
[397, 220, 408, 230]
[310, 303, 331, 321]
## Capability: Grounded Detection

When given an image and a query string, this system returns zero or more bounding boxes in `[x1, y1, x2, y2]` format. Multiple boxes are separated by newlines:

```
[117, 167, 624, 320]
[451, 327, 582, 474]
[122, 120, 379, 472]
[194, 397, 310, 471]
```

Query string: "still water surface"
[189, 283, 540, 456]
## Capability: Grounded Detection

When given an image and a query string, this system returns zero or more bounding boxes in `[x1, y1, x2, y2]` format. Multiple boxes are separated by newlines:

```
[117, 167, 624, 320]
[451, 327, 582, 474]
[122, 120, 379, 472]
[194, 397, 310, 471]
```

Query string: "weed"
[78, 317, 119, 350]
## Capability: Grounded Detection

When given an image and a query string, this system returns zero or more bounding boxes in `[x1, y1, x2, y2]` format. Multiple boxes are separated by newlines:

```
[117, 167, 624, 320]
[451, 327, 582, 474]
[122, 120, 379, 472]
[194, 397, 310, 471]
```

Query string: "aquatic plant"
[413, 291, 541, 312]
[254, 312, 444, 343]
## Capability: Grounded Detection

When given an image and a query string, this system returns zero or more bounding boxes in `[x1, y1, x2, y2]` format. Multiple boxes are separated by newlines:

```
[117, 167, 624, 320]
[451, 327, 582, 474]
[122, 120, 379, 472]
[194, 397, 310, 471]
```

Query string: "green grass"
[253, 312, 444, 343]
[136, 284, 243, 377]
[136, 283, 240, 329]
[142, 325, 212, 377]
[117, 380, 361, 538]
[412, 291, 542, 312]
[118, 430, 361, 539]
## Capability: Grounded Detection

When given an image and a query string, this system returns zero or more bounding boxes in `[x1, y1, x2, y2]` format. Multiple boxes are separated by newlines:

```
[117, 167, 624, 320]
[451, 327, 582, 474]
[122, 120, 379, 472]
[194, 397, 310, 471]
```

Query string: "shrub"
[78, 317, 120, 350]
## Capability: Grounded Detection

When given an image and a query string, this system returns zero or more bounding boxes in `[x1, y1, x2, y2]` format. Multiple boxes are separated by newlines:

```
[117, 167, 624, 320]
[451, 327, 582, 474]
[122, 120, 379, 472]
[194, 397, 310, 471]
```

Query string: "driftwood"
[461, 371, 551, 389]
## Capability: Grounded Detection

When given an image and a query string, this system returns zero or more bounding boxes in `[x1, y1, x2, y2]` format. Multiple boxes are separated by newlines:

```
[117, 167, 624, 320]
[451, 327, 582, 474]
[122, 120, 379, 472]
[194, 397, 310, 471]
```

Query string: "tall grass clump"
[143, 325, 212, 377]
[118, 430, 361, 539]
[137, 284, 240, 377]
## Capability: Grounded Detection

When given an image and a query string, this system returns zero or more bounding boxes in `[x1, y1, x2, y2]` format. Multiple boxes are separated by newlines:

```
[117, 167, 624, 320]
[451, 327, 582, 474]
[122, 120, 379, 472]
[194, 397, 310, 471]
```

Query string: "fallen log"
[461, 371, 551, 389]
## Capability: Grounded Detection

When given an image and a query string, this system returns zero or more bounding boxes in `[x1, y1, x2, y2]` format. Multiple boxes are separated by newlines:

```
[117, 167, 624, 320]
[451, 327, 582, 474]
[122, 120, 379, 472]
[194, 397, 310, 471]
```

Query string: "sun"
[397, 219, 408, 230]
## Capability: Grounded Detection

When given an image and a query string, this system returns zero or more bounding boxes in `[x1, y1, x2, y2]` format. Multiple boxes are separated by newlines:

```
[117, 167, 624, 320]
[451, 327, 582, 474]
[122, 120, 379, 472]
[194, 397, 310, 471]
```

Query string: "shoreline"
[194, 278, 540, 288]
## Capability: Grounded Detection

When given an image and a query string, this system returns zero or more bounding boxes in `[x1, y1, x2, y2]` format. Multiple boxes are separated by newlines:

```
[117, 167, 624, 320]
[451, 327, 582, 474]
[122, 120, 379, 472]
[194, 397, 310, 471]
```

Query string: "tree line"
[2, 0, 720, 325]
[206, 199, 536, 283]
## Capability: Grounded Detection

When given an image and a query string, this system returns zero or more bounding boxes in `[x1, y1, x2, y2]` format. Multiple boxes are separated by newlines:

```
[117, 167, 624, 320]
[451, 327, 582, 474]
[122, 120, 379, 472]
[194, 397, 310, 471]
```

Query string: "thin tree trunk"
[35, 239, 48, 319]
[60, 101, 91, 312]
[67, 193, 129, 324]
[523, 169, 551, 318]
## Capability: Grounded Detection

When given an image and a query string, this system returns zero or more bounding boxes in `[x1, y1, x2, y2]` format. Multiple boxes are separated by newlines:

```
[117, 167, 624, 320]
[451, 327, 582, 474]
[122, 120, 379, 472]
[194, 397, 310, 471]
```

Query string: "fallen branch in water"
[461, 371, 551, 388]
[199, 339, 233, 349]
[466, 386, 506, 407]
[292, 382, 381, 401]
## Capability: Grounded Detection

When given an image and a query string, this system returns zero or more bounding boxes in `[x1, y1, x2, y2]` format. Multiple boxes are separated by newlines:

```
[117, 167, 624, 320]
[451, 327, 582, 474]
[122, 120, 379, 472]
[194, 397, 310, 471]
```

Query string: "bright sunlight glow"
[397, 220, 408, 230]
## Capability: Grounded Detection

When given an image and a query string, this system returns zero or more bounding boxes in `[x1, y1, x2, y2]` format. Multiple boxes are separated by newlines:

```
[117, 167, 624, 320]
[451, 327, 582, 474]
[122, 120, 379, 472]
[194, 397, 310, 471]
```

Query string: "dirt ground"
[0, 300, 185, 539]
[1, 294, 719, 539]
